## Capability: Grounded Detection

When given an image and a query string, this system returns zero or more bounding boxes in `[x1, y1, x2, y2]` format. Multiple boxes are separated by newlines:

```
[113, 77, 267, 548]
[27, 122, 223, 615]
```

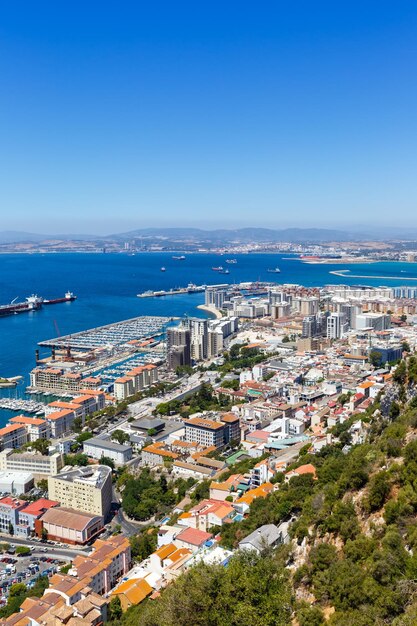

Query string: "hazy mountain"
[113, 227, 370, 243]
[0, 231, 100, 243]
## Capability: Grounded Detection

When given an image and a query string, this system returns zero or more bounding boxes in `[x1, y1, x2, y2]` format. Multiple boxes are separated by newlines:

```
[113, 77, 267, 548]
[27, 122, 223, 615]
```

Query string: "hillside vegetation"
[111, 356, 417, 626]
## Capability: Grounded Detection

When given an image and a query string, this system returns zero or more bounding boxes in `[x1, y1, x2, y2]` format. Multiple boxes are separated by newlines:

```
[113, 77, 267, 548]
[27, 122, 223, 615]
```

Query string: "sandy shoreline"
[197, 304, 223, 319]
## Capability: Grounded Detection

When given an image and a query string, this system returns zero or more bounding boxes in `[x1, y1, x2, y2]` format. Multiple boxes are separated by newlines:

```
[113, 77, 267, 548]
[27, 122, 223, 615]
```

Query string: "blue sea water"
[1, 252, 417, 426]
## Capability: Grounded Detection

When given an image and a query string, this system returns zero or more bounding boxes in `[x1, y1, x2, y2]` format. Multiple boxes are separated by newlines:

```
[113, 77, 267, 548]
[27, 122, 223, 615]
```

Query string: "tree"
[393, 361, 407, 385]
[366, 471, 390, 512]
[31, 438, 51, 455]
[112, 430, 130, 445]
[76, 431, 93, 443]
[64, 453, 89, 466]
[369, 350, 383, 368]
[221, 379, 240, 391]
[37, 478, 48, 492]
[8, 522, 14, 536]
[130, 550, 292, 626]
[109, 596, 123, 621]
[130, 530, 157, 561]
[72, 416, 83, 433]
[101, 456, 115, 470]
[16, 546, 30, 556]
[297, 604, 325, 626]
[389, 401, 401, 419]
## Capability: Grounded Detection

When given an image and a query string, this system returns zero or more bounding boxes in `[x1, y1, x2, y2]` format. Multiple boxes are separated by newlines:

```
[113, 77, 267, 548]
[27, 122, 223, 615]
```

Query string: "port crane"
[53, 319, 73, 361]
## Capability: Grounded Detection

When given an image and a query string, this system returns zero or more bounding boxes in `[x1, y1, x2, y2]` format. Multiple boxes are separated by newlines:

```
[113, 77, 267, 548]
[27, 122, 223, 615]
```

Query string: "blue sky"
[0, 1, 416, 234]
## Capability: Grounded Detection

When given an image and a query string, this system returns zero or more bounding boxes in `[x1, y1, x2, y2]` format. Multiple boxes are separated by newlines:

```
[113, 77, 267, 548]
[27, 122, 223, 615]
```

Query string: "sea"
[1, 251, 417, 426]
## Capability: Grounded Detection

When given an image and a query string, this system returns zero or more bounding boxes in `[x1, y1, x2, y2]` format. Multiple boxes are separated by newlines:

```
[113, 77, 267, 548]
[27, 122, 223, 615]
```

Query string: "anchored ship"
[43, 291, 77, 305]
[0, 292, 76, 318]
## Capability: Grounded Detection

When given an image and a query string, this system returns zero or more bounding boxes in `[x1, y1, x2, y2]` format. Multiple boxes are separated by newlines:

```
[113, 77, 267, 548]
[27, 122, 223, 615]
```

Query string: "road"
[0, 534, 88, 559]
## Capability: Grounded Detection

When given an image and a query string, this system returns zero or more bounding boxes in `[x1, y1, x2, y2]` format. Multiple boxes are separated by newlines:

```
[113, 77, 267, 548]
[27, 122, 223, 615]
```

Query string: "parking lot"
[0, 550, 68, 605]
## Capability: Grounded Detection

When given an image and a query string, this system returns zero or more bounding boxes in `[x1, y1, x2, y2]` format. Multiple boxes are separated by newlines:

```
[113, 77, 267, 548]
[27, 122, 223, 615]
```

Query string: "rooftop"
[53, 465, 112, 488]
[83, 437, 132, 453]
[40, 507, 102, 531]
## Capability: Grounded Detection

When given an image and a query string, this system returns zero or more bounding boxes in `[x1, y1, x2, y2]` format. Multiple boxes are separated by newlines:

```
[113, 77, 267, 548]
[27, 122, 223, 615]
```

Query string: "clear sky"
[0, 1, 416, 234]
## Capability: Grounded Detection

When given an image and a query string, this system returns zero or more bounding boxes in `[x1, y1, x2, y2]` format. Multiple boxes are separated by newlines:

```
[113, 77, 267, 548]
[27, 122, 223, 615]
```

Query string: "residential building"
[48, 465, 113, 519]
[9, 415, 51, 441]
[83, 437, 133, 466]
[355, 313, 391, 331]
[0, 423, 28, 450]
[177, 499, 235, 532]
[184, 417, 226, 449]
[174, 527, 213, 551]
[0, 496, 28, 535]
[18, 498, 59, 532]
[0, 448, 64, 478]
[111, 578, 153, 611]
[141, 442, 179, 466]
[183, 413, 240, 449]
[166, 326, 191, 370]
[44, 409, 75, 438]
[327, 312, 348, 339]
[238, 524, 282, 554]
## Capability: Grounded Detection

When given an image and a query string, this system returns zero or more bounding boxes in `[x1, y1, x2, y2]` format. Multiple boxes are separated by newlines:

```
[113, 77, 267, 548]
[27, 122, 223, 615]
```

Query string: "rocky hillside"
[110, 355, 417, 626]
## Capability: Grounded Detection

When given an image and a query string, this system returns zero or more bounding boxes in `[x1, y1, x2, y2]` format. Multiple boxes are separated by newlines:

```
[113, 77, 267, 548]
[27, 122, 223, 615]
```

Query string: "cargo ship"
[0, 292, 76, 318]
[43, 291, 77, 305]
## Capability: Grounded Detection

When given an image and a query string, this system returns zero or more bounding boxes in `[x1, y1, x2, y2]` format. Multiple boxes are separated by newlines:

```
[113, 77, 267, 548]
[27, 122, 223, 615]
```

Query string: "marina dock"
[38, 315, 176, 351]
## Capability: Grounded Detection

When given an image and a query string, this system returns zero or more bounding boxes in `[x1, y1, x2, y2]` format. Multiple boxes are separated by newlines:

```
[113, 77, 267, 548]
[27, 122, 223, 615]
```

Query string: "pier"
[38, 315, 175, 351]
[137, 284, 206, 298]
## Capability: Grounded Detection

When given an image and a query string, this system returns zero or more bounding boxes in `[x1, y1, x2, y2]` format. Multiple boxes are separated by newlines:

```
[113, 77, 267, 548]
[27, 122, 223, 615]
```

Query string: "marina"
[0, 398, 46, 414]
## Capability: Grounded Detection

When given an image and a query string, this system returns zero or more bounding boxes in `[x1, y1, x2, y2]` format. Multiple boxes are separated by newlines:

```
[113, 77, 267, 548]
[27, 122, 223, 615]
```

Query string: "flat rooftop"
[83, 437, 132, 453]
[54, 465, 111, 488]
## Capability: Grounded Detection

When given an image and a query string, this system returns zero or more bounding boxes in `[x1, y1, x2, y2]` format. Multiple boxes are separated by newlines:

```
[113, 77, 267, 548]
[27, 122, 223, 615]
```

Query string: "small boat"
[218, 269, 230, 274]
[172, 255, 186, 260]
[226, 259, 237, 264]
[160, 267, 166, 272]
[212, 266, 223, 271]
[267, 267, 281, 273]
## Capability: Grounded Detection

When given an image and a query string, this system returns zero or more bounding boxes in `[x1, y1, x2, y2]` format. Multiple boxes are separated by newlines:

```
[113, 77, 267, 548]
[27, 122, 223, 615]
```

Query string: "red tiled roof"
[21, 498, 59, 517]
[176, 527, 213, 546]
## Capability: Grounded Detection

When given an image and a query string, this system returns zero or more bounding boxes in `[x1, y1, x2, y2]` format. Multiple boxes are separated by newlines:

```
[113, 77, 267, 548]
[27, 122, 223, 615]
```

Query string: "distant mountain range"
[0, 231, 99, 244]
[1, 226, 417, 245]
[114, 227, 363, 243]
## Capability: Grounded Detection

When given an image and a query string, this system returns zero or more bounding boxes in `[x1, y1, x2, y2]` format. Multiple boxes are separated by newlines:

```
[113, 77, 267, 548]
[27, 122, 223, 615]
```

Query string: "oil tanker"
[0, 292, 76, 318]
